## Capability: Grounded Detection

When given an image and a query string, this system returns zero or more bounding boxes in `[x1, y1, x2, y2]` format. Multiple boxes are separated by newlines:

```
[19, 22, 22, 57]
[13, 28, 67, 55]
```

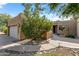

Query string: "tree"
[49, 3, 79, 18]
[0, 14, 12, 33]
[21, 3, 53, 40]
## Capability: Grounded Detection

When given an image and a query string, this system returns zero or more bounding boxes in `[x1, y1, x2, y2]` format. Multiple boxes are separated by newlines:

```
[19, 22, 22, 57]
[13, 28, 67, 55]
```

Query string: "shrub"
[65, 34, 75, 38]
[21, 16, 53, 40]
[2, 25, 8, 33]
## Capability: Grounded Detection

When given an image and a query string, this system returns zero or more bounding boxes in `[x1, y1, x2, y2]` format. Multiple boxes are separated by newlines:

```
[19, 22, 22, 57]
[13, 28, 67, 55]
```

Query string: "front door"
[53, 25, 57, 34]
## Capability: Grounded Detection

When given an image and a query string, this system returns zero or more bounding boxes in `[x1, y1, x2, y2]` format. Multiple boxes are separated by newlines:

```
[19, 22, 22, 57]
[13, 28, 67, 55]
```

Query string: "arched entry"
[53, 25, 58, 34]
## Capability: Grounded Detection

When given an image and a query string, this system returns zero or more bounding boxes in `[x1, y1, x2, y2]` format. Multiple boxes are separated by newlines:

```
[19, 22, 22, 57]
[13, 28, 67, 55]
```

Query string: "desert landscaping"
[0, 3, 79, 56]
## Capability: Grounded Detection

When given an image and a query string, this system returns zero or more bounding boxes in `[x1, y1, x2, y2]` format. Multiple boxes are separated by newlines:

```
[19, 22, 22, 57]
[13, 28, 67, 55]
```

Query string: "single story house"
[8, 14, 53, 40]
[8, 13, 79, 40]
[53, 17, 79, 37]
[8, 14, 25, 40]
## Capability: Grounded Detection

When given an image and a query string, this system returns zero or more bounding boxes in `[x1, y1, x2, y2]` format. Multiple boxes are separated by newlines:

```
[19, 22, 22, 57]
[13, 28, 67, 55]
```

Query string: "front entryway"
[53, 25, 58, 34]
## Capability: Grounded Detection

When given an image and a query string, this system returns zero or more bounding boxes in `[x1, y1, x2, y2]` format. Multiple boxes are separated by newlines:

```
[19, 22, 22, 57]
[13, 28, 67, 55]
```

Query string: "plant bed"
[22, 31, 53, 45]
[22, 39, 49, 45]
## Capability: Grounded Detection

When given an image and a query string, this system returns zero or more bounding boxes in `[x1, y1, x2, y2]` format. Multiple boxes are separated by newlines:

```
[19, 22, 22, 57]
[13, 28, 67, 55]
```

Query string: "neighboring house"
[53, 18, 79, 37]
[8, 14, 25, 40]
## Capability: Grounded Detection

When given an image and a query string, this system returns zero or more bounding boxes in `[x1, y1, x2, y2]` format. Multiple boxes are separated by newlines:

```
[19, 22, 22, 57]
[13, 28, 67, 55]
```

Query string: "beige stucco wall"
[68, 18, 77, 35]
[77, 18, 79, 37]
[54, 18, 77, 36]
[8, 14, 22, 26]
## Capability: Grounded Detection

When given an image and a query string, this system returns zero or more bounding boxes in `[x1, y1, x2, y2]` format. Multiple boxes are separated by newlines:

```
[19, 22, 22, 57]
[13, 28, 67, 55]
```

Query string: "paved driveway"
[53, 34, 79, 44]
[0, 35, 58, 52]
[49, 34, 79, 48]
[0, 35, 17, 47]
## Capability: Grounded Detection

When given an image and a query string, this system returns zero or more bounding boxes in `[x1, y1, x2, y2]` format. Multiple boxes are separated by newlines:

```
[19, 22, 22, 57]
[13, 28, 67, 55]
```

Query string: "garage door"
[10, 26, 18, 39]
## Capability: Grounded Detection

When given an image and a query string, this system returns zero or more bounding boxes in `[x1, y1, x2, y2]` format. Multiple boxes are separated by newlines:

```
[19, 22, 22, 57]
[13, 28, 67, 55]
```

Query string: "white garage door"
[10, 26, 18, 39]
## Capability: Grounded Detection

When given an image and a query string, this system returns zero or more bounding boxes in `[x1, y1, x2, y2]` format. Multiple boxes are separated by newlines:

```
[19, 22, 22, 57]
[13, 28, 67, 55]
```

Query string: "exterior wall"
[68, 19, 77, 36]
[46, 31, 53, 39]
[20, 32, 25, 40]
[77, 18, 79, 37]
[8, 14, 22, 27]
[77, 23, 79, 37]
[42, 31, 53, 39]
[54, 19, 77, 36]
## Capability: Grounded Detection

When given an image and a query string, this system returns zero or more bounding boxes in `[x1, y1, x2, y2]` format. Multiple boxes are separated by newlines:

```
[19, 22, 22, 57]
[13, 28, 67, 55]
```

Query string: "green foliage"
[21, 4, 53, 40]
[61, 4, 79, 17]
[49, 3, 60, 10]
[49, 3, 79, 17]
[0, 14, 12, 33]
[65, 34, 75, 38]
[2, 25, 8, 33]
[21, 16, 53, 40]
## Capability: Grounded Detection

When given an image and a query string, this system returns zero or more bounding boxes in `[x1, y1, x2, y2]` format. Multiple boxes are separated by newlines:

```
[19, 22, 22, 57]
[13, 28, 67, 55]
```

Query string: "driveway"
[0, 35, 17, 47]
[49, 34, 79, 48]
[53, 34, 79, 44]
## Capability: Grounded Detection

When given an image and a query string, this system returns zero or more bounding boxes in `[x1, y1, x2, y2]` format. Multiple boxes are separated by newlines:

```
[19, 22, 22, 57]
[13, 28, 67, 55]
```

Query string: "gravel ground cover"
[0, 46, 79, 56]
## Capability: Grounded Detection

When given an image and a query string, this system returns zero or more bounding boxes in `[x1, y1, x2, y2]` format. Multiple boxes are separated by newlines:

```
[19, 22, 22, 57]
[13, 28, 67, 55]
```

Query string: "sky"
[0, 3, 24, 17]
[0, 3, 70, 21]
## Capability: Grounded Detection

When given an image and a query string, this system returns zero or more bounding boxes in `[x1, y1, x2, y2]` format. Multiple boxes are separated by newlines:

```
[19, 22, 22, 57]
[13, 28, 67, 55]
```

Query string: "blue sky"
[0, 3, 24, 17]
[0, 3, 63, 21]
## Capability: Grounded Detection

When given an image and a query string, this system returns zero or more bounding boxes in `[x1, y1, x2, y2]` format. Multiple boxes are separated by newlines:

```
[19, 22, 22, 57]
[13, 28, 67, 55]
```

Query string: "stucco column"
[77, 18, 79, 38]
[18, 24, 21, 40]
[57, 24, 59, 34]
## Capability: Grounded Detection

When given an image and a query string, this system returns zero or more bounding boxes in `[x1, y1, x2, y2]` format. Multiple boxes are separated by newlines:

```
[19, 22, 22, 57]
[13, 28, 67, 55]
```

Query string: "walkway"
[53, 34, 79, 44]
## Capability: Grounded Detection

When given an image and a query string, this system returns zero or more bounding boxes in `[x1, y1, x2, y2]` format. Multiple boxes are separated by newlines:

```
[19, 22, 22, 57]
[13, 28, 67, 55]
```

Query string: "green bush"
[21, 16, 53, 40]
[0, 25, 8, 34]
[65, 34, 75, 38]
[3, 27, 8, 33]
